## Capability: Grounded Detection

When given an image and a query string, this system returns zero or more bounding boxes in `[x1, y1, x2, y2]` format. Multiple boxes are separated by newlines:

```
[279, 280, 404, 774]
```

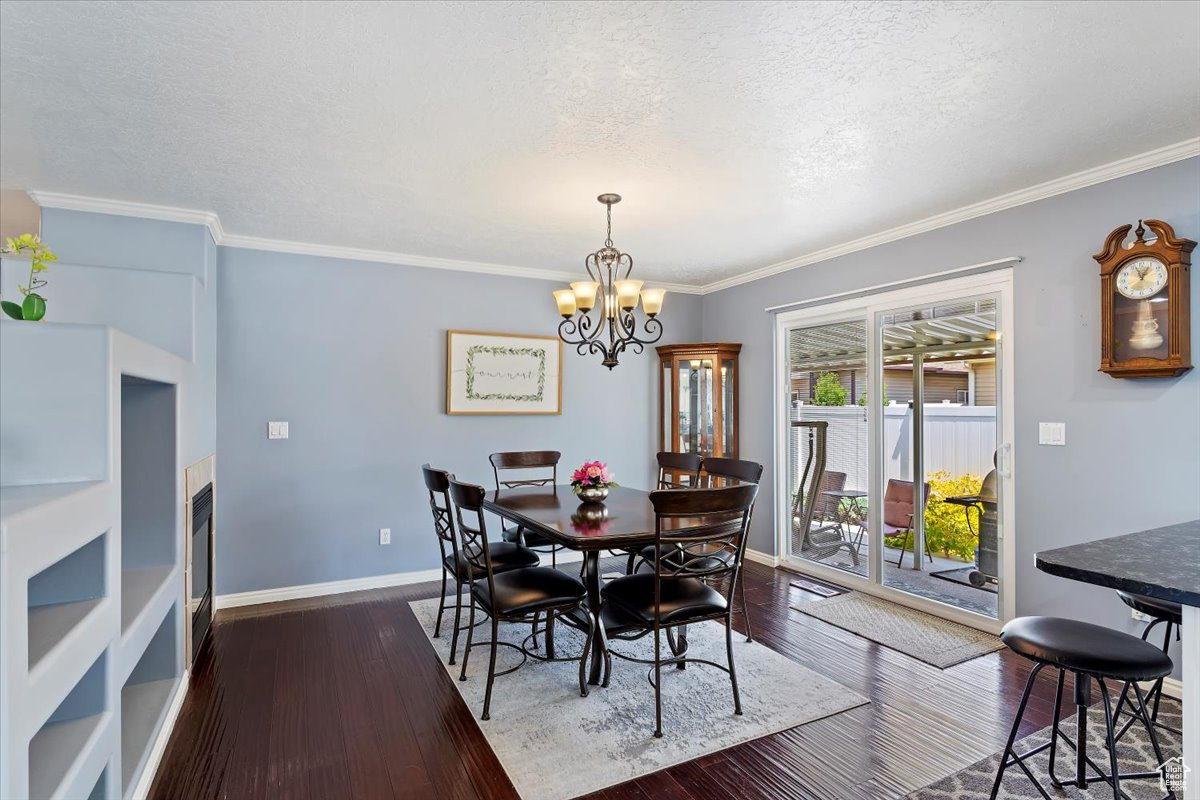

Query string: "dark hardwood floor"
[150, 559, 1079, 800]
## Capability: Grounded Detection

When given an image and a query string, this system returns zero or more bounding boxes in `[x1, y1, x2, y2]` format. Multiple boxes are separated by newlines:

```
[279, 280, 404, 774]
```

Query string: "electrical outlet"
[379, 528, 392, 545]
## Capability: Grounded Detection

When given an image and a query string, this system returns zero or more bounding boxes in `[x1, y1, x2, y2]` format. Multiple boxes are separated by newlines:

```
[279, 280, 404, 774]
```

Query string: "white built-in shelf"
[28, 598, 105, 670]
[0, 481, 113, 571]
[120, 678, 177, 796]
[121, 566, 174, 635]
[0, 480, 103, 519]
[28, 711, 110, 800]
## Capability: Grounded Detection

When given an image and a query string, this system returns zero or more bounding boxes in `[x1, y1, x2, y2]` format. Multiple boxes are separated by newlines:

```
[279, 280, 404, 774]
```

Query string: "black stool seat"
[1117, 591, 1183, 626]
[1000, 616, 1172, 682]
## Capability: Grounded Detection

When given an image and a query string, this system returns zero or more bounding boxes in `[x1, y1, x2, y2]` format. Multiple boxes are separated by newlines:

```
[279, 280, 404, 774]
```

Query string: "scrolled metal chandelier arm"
[552, 193, 667, 370]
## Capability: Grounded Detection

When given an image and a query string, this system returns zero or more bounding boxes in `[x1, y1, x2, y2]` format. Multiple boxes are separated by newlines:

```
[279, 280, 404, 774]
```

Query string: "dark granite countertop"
[1035, 519, 1200, 607]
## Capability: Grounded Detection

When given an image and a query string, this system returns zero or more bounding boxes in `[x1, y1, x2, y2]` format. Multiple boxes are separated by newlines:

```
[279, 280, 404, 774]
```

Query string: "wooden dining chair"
[422, 464, 539, 665]
[489, 451, 565, 567]
[599, 483, 759, 738]
[448, 478, 596, 721]
[657, 451, 702, 488]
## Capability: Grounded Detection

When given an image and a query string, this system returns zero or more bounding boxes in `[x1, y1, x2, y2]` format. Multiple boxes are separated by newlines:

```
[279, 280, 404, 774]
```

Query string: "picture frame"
[445, 330, 563, 415]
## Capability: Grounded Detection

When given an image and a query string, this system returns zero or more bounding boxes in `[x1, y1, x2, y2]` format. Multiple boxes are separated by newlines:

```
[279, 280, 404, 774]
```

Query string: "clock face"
[1115, 257, 1168, 300]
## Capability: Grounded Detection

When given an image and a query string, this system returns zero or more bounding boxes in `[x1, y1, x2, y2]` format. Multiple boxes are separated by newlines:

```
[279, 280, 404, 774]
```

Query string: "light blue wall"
[0, 209, 218, 466]
[215, 247, 702, 594]
[701, 157, 1200, 667]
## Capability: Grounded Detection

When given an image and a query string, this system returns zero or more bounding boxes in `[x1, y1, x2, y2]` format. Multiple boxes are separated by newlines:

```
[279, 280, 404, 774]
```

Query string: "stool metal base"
[990, 663, 1175, 800]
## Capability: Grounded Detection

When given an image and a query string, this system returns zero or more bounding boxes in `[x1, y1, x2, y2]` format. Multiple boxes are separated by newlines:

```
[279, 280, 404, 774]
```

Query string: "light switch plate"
[268, 421, 289, 439]
[1038, 422, 1065, 446]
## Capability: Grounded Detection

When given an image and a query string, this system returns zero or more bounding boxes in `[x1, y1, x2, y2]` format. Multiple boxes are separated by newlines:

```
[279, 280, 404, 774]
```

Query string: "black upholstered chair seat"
[443, 542, 539, 581]
[602, 574, 728, 627]
[1000, 616, 1173, 681]
[635, 543, 732, 574]
[501, 526, 559, 549]
[1117, 590, 1183, 625]
[472, 567, 586, 616]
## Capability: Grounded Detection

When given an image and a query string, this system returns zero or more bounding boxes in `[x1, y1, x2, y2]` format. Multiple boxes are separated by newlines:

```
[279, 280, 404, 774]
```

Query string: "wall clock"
[1093, 219, 1194, 378]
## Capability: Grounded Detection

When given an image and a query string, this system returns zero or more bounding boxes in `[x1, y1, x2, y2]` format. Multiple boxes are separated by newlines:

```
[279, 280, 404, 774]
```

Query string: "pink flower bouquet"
[571, 460, 617, 502]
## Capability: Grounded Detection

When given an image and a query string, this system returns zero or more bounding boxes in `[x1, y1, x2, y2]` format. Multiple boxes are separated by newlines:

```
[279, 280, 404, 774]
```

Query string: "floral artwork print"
[464, 344, 547, 402]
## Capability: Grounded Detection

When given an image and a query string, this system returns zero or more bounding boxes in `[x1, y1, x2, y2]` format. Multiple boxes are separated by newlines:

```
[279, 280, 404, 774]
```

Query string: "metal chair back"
[489, 450, 560, 491]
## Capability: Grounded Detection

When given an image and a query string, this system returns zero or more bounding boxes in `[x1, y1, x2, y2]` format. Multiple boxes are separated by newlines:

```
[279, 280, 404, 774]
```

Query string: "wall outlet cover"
[379, 528, 391, 545]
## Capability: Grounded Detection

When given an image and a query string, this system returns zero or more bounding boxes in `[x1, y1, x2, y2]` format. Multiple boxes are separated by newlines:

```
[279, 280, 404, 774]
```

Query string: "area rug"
[409, 597, 867, 800]
[906, 697, 1183, 798]
[792, 592, 1003, 668]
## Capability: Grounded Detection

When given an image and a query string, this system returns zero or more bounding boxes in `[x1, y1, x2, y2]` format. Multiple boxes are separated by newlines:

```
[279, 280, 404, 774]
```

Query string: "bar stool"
[1114, 591, 1183, 739]
[991, 616, 1175, 800]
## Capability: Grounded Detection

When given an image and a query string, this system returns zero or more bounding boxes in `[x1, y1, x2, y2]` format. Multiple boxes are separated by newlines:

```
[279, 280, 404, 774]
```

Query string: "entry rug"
[409, 597, 867, 800]
[907, 697, 1183, 799]
[793, 592, 1003, 668]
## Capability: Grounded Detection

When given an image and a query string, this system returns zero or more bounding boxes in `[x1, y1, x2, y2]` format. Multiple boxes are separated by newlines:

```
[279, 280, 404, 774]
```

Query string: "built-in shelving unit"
[1, 323, 189, 800]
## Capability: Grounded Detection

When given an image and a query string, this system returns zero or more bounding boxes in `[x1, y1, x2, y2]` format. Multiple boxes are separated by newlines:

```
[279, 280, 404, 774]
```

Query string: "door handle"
[998, 443, 1012, 478]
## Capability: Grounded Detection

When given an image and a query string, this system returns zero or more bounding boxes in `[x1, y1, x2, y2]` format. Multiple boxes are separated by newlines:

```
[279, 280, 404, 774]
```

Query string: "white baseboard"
[215, 567, 444, 610]
[131, 670, 190, 800]
[744, 548, 779, 568]
[1161, 676, 1182, 701]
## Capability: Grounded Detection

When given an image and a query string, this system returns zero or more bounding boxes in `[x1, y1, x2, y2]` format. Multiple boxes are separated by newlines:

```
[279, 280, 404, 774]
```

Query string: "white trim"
[764, 256, 1022, 313]
[130, 670, 190, 800]
[25, 137, 1198, 296]
[744, 548, 779, 568]
[1161, 676, 1183, 701]
[215, 567, 444, 610]
[26, 190, 701, 295]
[704, 137, 1200, 294]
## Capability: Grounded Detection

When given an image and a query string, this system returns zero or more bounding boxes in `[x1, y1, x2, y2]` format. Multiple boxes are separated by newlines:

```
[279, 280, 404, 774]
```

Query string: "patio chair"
[878, 478, 932, 567]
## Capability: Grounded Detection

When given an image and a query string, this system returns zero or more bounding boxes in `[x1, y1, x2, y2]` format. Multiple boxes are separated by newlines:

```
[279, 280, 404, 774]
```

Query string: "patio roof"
[789, 299, 997, 371]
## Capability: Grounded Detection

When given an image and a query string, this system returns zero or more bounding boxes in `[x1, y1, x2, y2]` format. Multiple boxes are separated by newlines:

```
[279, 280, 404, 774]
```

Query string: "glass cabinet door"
[658, 344, 741, 464]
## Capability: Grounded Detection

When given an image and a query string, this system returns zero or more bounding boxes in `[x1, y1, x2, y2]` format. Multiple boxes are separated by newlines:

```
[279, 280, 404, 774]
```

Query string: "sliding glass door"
[776, 271, 1014, 627]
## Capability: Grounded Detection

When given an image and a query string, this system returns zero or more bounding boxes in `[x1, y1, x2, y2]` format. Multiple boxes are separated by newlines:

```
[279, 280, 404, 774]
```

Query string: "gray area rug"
[409, 597, 868, 800]
[793, 592, 1003, 668]
[907, 697, 1183, 798]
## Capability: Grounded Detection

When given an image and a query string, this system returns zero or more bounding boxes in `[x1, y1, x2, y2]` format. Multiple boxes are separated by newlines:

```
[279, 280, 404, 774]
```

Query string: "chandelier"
[553, 194, 666, 369]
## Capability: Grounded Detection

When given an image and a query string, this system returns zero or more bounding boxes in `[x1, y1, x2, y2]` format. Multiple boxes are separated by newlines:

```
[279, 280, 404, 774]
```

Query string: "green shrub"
[812, 371, 848, 406]
[883, 470, 982, 561]
[856, 382, 888, 406]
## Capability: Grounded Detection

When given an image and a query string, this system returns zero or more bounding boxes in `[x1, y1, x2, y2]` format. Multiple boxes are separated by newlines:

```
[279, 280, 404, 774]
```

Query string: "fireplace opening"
[190, 481, 214, 661]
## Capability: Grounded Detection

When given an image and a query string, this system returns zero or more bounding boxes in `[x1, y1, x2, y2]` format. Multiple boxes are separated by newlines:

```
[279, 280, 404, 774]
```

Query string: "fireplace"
[189, 481, 214, 660]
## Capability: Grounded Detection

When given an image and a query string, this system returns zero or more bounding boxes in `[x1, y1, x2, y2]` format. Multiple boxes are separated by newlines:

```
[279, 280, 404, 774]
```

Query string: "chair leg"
[626, 550, 638, 575]
[1047, 669, 1068, 788]
[448, 579, 464, 666]
[546, 611, 556, 660]
[653, 624, 663, 739]
[726, 610, 742, 715]
[1097, 678, 1122, 800]
[531, 612, 540, 650]
[481, 616, 500, 721]
[738, 571, 753, 642]
[989, 663, 1044, 800]
[578, 609, 593, 698]
[896, 531, 910, 567]
[459, 599, 476, 682]
[1131, 682, 1173, 798]
[434, 568, 448, 638]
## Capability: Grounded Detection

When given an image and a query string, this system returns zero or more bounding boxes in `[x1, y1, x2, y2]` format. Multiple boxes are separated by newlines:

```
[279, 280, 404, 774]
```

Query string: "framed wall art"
[445, 330, 563, 415]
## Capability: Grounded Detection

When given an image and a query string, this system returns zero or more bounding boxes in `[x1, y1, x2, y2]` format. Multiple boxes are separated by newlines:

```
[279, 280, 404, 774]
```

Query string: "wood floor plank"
[149, 561, 1091, 800]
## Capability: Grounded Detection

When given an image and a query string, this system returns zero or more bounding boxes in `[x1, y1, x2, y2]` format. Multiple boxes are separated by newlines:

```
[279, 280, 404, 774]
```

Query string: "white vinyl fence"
[790, 404, 997, 494]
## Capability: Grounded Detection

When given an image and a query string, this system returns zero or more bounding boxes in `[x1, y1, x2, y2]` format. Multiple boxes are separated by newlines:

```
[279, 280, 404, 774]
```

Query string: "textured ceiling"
[1, 0, 1197, 286]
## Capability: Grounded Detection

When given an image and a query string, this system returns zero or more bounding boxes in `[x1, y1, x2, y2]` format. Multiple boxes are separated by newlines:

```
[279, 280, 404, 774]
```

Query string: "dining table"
[1035, 519, 1199, 799]
[483, 483, 731, 686]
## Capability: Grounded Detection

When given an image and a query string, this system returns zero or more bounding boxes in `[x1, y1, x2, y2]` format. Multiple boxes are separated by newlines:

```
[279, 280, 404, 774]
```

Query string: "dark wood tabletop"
[483, 484, 733, 552]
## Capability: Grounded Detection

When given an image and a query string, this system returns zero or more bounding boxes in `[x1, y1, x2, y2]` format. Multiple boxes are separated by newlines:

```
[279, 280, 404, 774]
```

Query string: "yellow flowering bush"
[883, 470, 983, 561]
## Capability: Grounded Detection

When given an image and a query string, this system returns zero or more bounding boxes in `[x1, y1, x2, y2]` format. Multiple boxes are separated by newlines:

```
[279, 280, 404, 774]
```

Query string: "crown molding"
[27, 137, 1197, 297]
[26, 190, 703, 294]
[700, 136, 1200, 294]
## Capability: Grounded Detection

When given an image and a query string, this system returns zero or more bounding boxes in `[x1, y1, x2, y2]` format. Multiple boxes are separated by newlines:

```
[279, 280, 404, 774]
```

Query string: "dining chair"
[703, 457, 764, 642]
[600, 483, 759, 738]
[448, 479, 596, 721]
[489, 451, 566, 567]
[616, 452, 706, 575]
[657, 451, 702, 488]
[422, 464, 540, 665]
